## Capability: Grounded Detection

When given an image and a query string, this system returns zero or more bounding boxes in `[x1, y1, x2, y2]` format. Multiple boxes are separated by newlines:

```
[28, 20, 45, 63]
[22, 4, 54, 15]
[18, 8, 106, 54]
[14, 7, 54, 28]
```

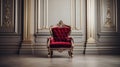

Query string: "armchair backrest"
[50, 25, 71, 42]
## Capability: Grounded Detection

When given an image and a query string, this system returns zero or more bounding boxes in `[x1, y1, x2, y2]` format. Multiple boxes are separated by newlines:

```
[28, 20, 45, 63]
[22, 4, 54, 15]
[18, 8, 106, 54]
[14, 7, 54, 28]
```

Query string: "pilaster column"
[20, 0, 33, 54]
[87, 0, 96, 44]
[43, 0, 48, 29]
[70, 0, 76, 29]
[23, 0, 31, 43]
[84, 0, 97, 54]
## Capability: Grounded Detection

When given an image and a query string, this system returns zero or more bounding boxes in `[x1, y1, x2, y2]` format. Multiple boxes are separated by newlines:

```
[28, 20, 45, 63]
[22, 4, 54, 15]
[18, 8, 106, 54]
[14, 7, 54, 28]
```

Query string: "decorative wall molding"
[0, 0, 1, 27]
[70, 0, 75, 29]
[99, 0, 117, 32]
[96, 0, 120, 55]
[36, 0, 86, 31]
[38, 0, 40, 29]
[20, 0, 35, 54]
[15, 0, 18, 33]
[23, 0, 31, 41]
[0, 0, 21, 34]
[0, 0, 15, 32]
[104, 0, 114, 28]
[0, 0, 22, 54]
[86, 0, 96, 43]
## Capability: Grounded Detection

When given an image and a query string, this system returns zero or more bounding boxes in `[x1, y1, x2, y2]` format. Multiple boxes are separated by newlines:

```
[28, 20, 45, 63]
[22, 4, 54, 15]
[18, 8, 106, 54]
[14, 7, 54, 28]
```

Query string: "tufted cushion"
[50, 41, 71, 48]
[51, 27, 71, 42]
[49, 37, 72, 48]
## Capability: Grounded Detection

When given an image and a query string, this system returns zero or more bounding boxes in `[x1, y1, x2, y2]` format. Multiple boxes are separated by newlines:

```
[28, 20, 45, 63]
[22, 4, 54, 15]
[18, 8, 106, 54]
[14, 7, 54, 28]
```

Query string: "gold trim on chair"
[47, 21, 74, 58]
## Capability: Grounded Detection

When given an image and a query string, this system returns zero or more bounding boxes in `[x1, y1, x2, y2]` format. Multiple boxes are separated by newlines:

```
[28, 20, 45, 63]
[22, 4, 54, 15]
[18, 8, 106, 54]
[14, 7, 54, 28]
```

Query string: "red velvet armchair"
[47, 21, 74, 57]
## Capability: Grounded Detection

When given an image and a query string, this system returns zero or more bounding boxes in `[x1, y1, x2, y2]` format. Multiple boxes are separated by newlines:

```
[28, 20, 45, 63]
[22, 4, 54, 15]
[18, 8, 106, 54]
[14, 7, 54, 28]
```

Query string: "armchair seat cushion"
[50, 42, 71, 48]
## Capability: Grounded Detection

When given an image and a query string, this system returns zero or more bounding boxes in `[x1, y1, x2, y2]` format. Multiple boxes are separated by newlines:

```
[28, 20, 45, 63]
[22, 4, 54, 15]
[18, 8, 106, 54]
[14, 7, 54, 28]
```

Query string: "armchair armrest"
[67, 37, 74, 47]
[47, 37, 54, 48]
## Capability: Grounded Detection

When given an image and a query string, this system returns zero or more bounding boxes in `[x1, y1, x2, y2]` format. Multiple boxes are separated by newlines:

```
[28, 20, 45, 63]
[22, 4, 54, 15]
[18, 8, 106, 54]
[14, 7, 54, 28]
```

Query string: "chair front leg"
[50, 50, 53, 57]
[47, 38, 52, 57]
[48, 48, 53, 58]
[48, 47, 51, 57]
[70, 48, 73, 57]
[68, 49, 73, 58]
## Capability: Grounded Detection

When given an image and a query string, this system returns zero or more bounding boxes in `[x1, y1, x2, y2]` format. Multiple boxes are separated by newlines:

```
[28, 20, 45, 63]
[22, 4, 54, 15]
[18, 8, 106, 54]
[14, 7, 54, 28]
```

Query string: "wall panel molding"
[96, 0, 120, 54]
[99, 0, 117, 32]
[36, 0, 86, 31]
[0, 0, 15, 32]
[0, 0, 22, 54]
[97, 0, 119, 39]
[33, 0, 87, 54]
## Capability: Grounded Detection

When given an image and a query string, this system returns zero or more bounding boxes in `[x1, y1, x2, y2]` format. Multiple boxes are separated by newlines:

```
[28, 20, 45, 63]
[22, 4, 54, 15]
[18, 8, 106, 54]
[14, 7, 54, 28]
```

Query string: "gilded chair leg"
[71, 50, 73, 57]
[68, 51, 71, 57]
[50, 51, 53, 57]
[68, 51, 70, 56]
[68, 50, 73, 58]
[48, 49, 53, 58]
[48, 52, 50, 58]
[48, 48, 51, 58]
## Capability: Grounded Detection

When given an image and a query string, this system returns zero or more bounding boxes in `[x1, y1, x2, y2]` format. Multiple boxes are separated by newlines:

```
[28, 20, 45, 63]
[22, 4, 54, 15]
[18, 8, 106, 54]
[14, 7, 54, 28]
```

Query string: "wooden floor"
[0, 54, 120, 67]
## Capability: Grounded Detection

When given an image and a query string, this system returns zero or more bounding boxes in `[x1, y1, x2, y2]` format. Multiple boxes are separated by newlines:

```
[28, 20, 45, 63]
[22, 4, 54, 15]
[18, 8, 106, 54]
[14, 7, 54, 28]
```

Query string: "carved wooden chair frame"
[47, 21, 74, 58]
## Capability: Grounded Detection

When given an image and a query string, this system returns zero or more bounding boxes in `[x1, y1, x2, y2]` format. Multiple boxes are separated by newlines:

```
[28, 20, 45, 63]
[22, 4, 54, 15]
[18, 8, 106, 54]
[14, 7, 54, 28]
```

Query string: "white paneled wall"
[21, 0, 120, 54]
[34, 0, 86, 54]
[48, 0, 71, 26]
[36, 0, 86, 30]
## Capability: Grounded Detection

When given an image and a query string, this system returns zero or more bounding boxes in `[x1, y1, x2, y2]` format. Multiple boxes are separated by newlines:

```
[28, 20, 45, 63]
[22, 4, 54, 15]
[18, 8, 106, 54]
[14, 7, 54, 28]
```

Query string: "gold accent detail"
[3, 0, 12, 28]
[104, 0, 114, 28]
[0, 0, 15, 32]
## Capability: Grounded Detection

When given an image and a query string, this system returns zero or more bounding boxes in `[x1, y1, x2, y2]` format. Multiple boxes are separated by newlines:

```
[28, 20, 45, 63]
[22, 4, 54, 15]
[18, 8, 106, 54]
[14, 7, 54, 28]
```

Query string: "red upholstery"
[49, 26, 72, 48]
[50, 42, 71, 48]
[52, 27, 71, 42]
[49, 37, 72, 48]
